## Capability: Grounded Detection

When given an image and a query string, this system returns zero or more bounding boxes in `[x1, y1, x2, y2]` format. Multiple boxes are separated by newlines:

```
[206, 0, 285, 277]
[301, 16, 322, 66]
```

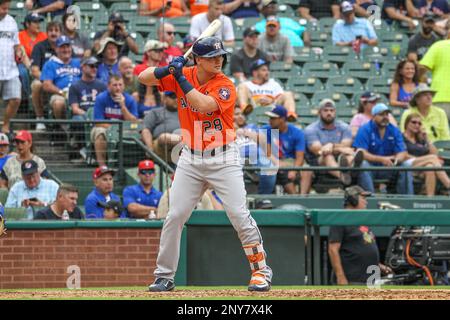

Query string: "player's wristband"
[176, 75, 194, 95]
[154, 66, 170, 79]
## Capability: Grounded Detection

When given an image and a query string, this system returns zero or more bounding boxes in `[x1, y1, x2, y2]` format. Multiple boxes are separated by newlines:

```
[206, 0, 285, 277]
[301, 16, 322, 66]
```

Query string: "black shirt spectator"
[382, 0, 418, 29]
[407, 14, 440, 61]
[25, 0, 73, 18]
[69, 78, 107, 112]
[403, 134, 430, 157]
[35, 205, 84, 219]
[31, 39, 56, 71]
[329, 225, 380, 284]
[298, 0, 340, 20]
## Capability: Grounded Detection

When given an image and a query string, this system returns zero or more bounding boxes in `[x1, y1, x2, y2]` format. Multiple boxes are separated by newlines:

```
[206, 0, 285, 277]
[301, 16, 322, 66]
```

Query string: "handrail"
[243, 166, 450, 172]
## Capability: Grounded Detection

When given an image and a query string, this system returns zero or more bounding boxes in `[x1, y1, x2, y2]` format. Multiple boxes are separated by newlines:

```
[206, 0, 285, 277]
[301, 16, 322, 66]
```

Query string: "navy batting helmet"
[192, 36, 228, 67]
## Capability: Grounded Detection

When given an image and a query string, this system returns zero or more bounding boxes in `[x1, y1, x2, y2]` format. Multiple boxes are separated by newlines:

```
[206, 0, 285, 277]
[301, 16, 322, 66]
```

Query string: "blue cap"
[250, 59, 270, 72]
[56, 35, 71, 47]
[371, 103, 390, 116]
[265, 105, 287, 119]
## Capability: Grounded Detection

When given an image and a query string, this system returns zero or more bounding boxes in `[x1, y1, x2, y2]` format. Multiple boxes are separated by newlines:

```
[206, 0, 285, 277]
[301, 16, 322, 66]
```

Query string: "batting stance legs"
[149, 144, 273, 292]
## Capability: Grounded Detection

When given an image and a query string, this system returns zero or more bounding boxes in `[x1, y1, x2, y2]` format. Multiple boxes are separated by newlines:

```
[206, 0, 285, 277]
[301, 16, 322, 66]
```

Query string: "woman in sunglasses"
[403, 113, 450, 196]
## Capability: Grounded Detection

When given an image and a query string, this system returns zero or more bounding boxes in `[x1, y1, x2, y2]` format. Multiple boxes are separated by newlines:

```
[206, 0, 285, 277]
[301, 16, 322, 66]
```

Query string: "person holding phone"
[5, 159, 59, 219]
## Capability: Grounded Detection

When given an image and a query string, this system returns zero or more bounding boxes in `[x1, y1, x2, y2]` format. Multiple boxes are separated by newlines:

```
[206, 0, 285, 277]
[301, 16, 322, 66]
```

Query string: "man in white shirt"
[237, 59, 297, 121]
[189, 0, 235, 46]
[0, 0, 22, 136]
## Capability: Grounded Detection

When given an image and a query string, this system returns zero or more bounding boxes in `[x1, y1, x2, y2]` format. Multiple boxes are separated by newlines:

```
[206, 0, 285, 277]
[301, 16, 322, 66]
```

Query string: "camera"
[113, 23, 121, 36]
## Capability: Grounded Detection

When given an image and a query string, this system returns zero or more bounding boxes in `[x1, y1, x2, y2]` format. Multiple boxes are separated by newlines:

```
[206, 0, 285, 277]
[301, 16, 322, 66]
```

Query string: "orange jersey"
[18, 30, 47, 58]
[141, 0, 185, 17]
[189, 0, 208, 16]
[158, 66, 236, 151]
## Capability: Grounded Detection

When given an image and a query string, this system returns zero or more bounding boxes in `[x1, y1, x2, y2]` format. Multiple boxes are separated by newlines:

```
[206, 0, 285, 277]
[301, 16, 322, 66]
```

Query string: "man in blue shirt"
[92, 74, 138, 166]
[255, 0, 309, 47]
[261, 105, 306, 194]
[0, 133, 12, 172]
[123, 160, 162, 219]
[304, 99, 358, 192]
[41, 35, 81, 120]
[353, 103, 414, 194]
[84, 166, 123, 219]
[332, 1, 378, 51]
[96, 37, 121, 85]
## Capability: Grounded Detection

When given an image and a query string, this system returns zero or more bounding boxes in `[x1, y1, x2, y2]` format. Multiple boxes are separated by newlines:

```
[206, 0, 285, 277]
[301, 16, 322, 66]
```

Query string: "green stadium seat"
[74, 2, 109, 24]
[342, 60, 378, 82]
[322, 45, 358, 64]
[0, 188, 7, 205]
[366, 76, 392, 97]
[309, 30, 332, 47]
[293, 47, 319, 65]
[294, 93, 310, 107]
[286, 76, 323, 97]
[310, 91, 352, 109]
[325, 76, 365, 96]
[4, 207, 27, 220]
[168, 17, 192, 35]
[9, 1, 25, 17]
[318, 17, 337, 32]
[130, 16, 158, 36]
[302, 62, 340, 81]
[109, 1, 139, 15]
[278, 3, 297, 18]
[381, 60, 399, 77]
[269, 62, 301, 83]
[434, 140, 450, 162]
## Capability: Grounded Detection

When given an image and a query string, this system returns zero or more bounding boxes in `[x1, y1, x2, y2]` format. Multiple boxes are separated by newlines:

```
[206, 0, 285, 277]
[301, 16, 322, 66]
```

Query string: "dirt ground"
[1, 288, 450, 300]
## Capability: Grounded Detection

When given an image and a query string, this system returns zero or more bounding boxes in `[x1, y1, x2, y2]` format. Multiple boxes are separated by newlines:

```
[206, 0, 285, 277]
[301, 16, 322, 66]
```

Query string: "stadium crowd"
[1, 0, 450, 220]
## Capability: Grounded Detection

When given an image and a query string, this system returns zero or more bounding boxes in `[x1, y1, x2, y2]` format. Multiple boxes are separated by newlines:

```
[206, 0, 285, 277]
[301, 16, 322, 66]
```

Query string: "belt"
[187, 144, 230, 157]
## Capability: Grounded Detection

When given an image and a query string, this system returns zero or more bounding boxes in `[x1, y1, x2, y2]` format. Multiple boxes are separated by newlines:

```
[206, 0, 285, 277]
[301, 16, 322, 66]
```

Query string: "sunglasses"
[139, 169, 155, 175]
[86, 64, 98, 68]
[165, 31, 175, 35]
[410, 120, 422, 125]
[150, 49, 164, 53]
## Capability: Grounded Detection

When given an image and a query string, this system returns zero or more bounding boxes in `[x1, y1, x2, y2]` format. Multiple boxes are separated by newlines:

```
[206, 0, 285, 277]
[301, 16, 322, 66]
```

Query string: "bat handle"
[168, 65, 176, 74]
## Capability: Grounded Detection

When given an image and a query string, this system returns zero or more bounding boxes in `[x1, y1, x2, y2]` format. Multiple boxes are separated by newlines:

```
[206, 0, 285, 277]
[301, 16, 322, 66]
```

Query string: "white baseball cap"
[0, 133, 9, 145]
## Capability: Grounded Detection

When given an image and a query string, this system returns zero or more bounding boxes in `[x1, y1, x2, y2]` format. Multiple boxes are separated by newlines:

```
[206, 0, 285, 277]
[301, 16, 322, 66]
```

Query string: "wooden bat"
[168, 19, 222, 74]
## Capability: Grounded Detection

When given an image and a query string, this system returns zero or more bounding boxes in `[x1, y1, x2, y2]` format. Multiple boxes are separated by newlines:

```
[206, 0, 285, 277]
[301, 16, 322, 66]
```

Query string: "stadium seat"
[293, 47, 319, 66]
[366, 76, 392, 97]
[74, 1, 109, 25]
[130, 16, 158, 37]
[361, 46, 395, 66]
[169, 17, 193, 36]
[433, 140, 450, 162]
[286, 76, 323, 97]
[310, 91, 352, 109]
[270, 62, 301, 84]
[342, 60, 378, 82]
[294, 93, 310, 107]
[4, 207, 27, 220]
[309, 30, 332, 48]
[322, 45, 358, 65]
[318, 17, 337, 32]
[0, 188, 7, 205]
[325, 76, 365, 97]
[302, 62, 340, 81]
[9, 1, 25, 17]
[109, 1, 139, 16]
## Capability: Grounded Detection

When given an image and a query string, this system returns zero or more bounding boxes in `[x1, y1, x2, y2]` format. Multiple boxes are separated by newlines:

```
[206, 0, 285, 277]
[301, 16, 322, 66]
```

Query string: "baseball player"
[139, 36, 272, 292]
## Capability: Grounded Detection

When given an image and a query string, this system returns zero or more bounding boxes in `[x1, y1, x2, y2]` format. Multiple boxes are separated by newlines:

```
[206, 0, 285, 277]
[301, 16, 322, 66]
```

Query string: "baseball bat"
[168, 19, 222, 74]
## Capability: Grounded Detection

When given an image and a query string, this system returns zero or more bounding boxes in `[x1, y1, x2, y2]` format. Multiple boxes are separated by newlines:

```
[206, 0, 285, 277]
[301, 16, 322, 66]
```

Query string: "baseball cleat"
[148, 278, 175, 292]
[248, 272, 271, 292]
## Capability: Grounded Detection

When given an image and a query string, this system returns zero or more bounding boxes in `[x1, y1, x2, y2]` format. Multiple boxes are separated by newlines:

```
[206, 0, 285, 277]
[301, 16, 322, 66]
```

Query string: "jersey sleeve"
[420, 41, 437, 71]
[93, 93, 106, 120]
[122, 187, 135, 209]
[208, 79, 236, 114]
[295, 129, 306, 152]
[353, 125, 370, 150]
[40, 61, 54, 81]
[157, 73, 178, 93]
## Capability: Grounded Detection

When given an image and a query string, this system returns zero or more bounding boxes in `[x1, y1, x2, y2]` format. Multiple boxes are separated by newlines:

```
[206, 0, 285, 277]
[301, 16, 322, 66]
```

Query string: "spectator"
[381, 0, 418, 29]
[158, 22, 183, 66]
[407, 13, 441, 62]
[69, 56, 107, 121]
[68, 56, 106, 158]
[93, 12, 138, 57]
[98, 200, 123, 220]
[190, 0, 235, 46]
[134, 41, 165, 112]
[389, 59, 420, 109]
[119, 56, 139, 103]
[237, 59, 297, 121]
[0, 133, 12, 172]
[400, 84, 450, 143]
[298, 0, 340, 21]
[188, 0, 209, 16]
[24, 0, 72, 18]
[403, 112, 450, 196]
[420, 20, 450, 120]
[92, 75, 138, 166]
[141, 91, 181, 161]
[261, 105, 306, 194]
[303, 99, 360, 191]
[0, 130, 48, 189]
[354, 103, 414, 195]
[5, 159, 59, 220]
[123, 160, 163, 219]
[350, 91, 398, 138]
[258, 16, 294, 63]
[223, 0, 260, 19]
[139, 0, 190, 17]
[331, 1, 378, 51]
[328, 186, 392, 285]
[134, 40, 166, 76]
[230, 27, 268, 82]
[30, 21, 62, 130]
[417, 0, 449, 19]
[62, 11, 91, 59]
[181, 35, 195, 59]
[0, 0, 22, 136]
[35, 183, 84, 219]
[41, 35, 81, 120]
[347, 0, 377, 18]
[19, 13, 47, 59]
[84, 166, 123, 219]
[255, 0, 310, 47]
[96, 37, 121, 85]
